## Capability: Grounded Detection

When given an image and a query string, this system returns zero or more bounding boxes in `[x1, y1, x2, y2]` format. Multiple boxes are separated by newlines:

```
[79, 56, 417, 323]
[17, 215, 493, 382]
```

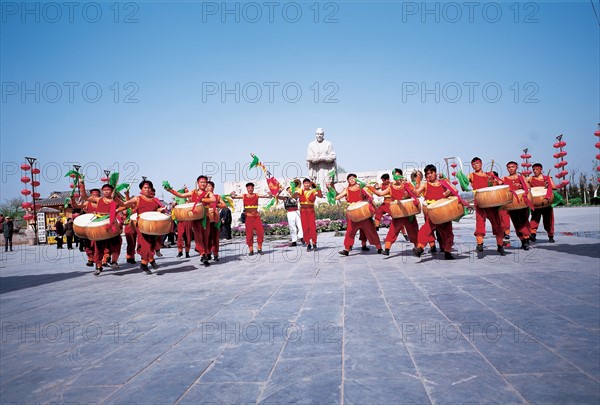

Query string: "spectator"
[55, 219, 64, 249]
[220, 206, 232, 240]
[3, 217, 14, 252]
[64, 218, 74, 249]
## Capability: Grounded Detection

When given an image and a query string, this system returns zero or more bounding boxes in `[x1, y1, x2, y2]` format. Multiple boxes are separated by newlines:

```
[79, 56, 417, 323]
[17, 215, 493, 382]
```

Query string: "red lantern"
[553, 153, 560, 159]
[20, 163, 31, 171]
[21, 189, 31, 196]
[32, 192, 40, 199]
[23, 214, 34, 221]
[450, 163, 457, 168]
[101, 177, 109, 182]
[522, 170, 532, 176]
[520, 162, 531, 168]
[558, 141, 566, 148]
[554, 163, 561, 169]
[553, 142, 560, 148]
[595, 130, 600, 137]
[73, 193, 80, 198]
[22, 202, 32, 209]
[557, 151, 567, 158]
[69, 183, 75, 189]
[596, 142, 600, 148]
[520, 153, 531, 159]
[560, 161, 568, 167]
[596, 154, 600, 160]
[452, 180, 458, 185]
[70, 173, 76, 178]
[597, 166, 600, 172]
[31, 180, 40, 187]
[31, 168, 40, 174]
[451, 171, 457, 177]
[20, 176, 31, 183]
[561, 180, 570, 187]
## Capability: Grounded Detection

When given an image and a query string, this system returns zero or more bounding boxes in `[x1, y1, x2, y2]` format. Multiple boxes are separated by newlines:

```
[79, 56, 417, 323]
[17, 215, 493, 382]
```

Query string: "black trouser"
[66, 235, 74, 249]
[56, 236, 64, 249]
[4, 236, 12, 251]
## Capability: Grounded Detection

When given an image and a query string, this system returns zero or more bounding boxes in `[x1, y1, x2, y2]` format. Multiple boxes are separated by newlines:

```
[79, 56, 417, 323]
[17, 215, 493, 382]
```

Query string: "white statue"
[306, 128, 337, 188]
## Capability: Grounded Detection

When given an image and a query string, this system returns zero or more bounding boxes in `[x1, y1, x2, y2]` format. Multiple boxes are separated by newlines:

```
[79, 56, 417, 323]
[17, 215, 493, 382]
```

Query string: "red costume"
[124, 209, 137, 260]
[343, 187, 381, 251]
[177, 220, 193, 253]
[417, 182, 454, 252]
[374, 183, 392, 227]
[384, 184, 419, 249]
[243, 194, 264, 251]
[82, 201, 97, 263]
[93, 198, 122, 267]
[529, 176, 555, 238]
[207, 195, 222, 257]
[472, 173, 504, 246]
[502, 175, 531, 242]
[190, 190, 210, 256]
[136, 195, 162, 263]
[299, 188, 318, 246]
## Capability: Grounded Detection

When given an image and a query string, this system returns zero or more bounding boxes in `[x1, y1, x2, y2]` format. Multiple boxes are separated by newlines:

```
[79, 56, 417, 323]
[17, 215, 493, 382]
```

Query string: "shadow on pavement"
[0, 272, 89, 294]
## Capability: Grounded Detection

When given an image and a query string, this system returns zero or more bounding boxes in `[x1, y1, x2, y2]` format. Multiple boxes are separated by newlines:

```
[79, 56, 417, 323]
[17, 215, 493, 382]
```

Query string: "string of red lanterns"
[595, 123, 600, 185]
[520, 148, 532, 176]
[553, 134, 570, 189]
[20, 158, 40, 226]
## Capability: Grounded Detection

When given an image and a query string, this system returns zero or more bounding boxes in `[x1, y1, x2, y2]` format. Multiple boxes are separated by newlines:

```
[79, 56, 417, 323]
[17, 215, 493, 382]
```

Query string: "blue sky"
[1, 1, 598, 199]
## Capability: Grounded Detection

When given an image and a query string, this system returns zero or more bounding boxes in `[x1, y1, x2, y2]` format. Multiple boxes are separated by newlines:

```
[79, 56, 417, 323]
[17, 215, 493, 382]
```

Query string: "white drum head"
[428, 197, 457, 208]
[176, 203, 196, 209]
[74, 213, 95, 226]
[130, 213, 138, 221]
[139, 211, 170, 221]
[478, 185, 509, 192]
[348, 201, 368, 210]
[87, 218, 110, 228]
[531, 187, 547, 197]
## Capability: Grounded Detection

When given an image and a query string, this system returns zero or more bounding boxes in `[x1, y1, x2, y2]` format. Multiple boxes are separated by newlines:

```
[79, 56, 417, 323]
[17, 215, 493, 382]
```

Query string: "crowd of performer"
[70, 157, 558, 276]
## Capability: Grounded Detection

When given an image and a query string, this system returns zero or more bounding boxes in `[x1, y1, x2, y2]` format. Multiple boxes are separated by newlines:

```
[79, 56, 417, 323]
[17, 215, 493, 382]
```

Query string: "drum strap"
[542, 176, 554, 199]
[439, 179, 468, 206]
[403, 183, 420, 204]
[517, 175, 535, 210]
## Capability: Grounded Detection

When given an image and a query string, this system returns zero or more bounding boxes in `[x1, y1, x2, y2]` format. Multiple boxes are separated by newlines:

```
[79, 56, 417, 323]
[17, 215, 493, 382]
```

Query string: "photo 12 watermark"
[201, 1, 339, 23]
[401, 1, 540, 24]
[401, 81, 540, 104]
[201, 81, 340, 104]
[1, 82, 140, 104]
[1, 1, 140, 24]
[1, 321, 141, 343]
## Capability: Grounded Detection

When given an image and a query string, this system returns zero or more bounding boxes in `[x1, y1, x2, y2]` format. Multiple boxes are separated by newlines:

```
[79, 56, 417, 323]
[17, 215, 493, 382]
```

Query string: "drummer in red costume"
[206, 181, 226, 262]
[499, 162, 532, 250]
[413, 165, 457, 260]
[173, 186, 193, 259]
[166, 175, 216, 266]
[527, 163, 556, 243]
[469, 157, 507, 256]
[231, 182, 271, 255]
[374, 174, 391, 229]
[121, 180, 166, 274]
[71, 188, 100, 267]
[121, 187, 137, 264]
[78, 183, 125, 275]
[370, 168, 420, 255]
[294, 178, 323, 252]
[336, 173, 382, 256]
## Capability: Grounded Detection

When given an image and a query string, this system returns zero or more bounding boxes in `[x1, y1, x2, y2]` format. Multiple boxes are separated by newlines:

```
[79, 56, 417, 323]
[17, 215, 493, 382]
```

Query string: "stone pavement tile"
[510, 313, 600, 349]
[280, 325, 343, 359]
[103, 359, 210, 404]
[413, 351, 525, 404]
[344, 339, 415, 379]
[0, 364, 86, 403]
[200, 341, 284, 382]
[543, 303, 600, 330]
[258, 356, 341, 404]
[504, 372, 600, 404]
[154, 329, 227, 363]
[46, 385, 119, 404]
[471, 329, 579, 374]
[344, 376, 430, 405]
[178, 382, 262, 405]
[558, 347, 600, 380]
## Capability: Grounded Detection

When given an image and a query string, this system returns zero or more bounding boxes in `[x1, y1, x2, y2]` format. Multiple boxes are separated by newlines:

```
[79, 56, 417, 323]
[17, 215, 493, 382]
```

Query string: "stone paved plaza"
[1, 207, 599, 404]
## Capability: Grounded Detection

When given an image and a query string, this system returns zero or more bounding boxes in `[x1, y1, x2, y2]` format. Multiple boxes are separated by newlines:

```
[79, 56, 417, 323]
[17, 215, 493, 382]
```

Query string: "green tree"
[0, 197, 25, 219]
